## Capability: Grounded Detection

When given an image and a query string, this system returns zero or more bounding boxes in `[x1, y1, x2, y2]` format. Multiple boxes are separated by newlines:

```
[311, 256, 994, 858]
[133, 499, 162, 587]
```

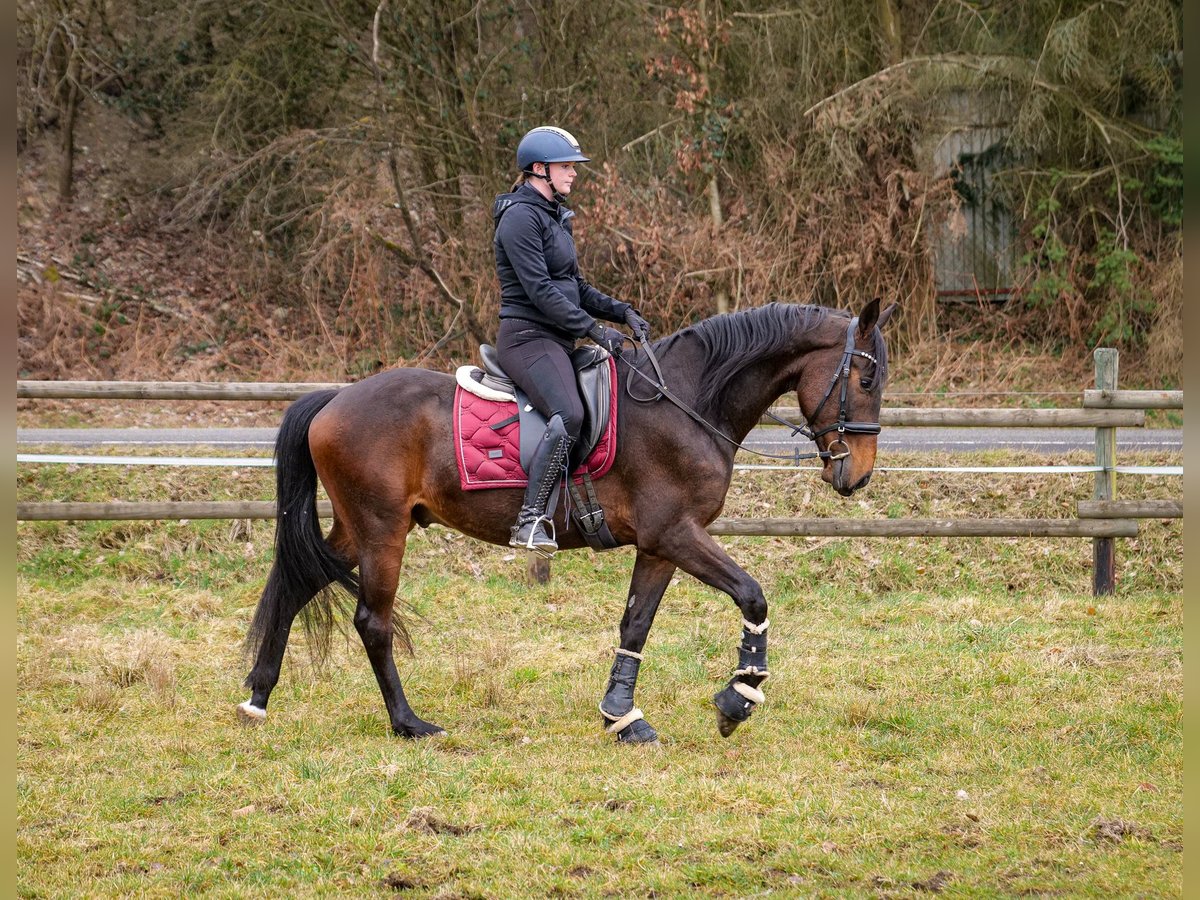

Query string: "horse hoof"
[715, 707, 741, 738]
[616, 718, 660, 745]
[713, 685, 755, 737]
[237, 701, 267, 726]
[396, 721, 447, 739]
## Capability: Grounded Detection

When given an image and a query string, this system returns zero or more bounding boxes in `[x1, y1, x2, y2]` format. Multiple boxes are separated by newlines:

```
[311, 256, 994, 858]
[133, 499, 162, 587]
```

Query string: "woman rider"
[493, 125, 650, 556]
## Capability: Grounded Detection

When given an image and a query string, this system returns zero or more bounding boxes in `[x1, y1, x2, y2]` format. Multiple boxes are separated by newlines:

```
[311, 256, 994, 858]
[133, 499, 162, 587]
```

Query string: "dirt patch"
[402, 806, 480, 836]
[942, 823, 983, 848]
[1092, 817, 1151, 844]
[380, 871, 420, 891]
[912, 870, 952, 893]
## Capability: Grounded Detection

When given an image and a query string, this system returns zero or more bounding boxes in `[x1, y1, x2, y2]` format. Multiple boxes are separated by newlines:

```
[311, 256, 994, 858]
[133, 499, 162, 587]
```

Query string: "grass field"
[17, 453, 1182, 897]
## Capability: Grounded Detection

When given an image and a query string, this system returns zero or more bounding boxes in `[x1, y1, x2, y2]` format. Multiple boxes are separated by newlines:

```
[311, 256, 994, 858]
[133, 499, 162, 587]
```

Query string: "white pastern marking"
[237, 700, 267, 722]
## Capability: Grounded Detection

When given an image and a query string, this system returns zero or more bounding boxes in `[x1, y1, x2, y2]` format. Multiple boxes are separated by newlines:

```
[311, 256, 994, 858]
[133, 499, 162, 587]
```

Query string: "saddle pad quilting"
[453, 357, 618, 491]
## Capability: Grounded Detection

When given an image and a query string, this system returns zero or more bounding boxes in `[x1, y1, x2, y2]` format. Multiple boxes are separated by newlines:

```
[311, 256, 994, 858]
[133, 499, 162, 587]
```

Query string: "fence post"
[1093, 348, 1119, 595]
[527, 553, 551, 585]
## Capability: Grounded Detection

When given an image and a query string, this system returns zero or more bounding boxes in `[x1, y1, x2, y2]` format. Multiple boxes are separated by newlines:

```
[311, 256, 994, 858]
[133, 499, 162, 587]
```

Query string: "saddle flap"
[574, 360, 611, 466]
[514, 363, 612, 472]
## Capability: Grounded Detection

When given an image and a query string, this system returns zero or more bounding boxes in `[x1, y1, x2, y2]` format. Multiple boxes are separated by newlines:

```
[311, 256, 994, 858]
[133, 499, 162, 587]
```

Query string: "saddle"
[453, 345, 620, 550]
[456, 344, 613, 473]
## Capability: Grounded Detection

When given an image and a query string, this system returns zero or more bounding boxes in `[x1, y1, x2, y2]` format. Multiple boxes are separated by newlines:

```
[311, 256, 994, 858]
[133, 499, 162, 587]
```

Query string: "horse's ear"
[857, 297, 881, 336]
[876, 301, 899, 330]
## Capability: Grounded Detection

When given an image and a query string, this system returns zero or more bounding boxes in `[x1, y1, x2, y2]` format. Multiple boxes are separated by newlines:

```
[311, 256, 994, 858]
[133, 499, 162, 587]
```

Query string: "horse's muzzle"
[824, 448, 875, 496]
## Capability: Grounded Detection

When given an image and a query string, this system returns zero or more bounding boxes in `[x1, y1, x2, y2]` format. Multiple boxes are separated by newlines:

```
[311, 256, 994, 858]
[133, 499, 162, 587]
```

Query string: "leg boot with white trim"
[599, 648, 659, 744]
[510, 415, 571, 558]
[713, 618, 770, 737]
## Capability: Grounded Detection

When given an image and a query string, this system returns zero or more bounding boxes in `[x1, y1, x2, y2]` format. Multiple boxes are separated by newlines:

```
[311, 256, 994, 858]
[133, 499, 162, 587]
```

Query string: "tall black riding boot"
[510, 414, 572, 558]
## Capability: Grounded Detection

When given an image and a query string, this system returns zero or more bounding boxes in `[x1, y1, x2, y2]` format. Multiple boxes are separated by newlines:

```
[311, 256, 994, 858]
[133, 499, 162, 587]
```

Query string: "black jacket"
[493, 183, 630, 339]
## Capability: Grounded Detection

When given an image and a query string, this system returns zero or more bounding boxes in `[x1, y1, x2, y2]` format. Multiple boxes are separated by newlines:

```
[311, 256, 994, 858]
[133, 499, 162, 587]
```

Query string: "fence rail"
[17, 381, 345, 401]
[16, 499, 1182, 528]
[1083, 389, 1183, 409]
[16, 356, 1183, 595]
[1076, 499, 1183, 519]
[16, 381, 1153, 427]
[12, 501, 1141, 539]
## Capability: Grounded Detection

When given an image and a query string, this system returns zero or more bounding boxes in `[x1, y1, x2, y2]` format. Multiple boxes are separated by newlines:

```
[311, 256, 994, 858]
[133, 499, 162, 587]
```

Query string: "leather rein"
[618, 316, 881, 464]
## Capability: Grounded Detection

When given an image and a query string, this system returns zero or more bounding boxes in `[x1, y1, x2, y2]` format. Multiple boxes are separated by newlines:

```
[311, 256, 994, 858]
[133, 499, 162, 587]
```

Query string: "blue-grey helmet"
[516, 126, 590, 172]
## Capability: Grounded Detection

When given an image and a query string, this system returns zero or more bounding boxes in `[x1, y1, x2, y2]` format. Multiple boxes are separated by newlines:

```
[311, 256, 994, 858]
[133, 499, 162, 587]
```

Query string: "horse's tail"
[244, 389, 359, 666]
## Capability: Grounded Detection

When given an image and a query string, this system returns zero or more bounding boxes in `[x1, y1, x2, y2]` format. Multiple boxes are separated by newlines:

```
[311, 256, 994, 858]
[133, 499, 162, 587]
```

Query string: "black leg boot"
[713, 618, 769, 737]
[510, 414, 571, 558]
[599, 649, 659, 744]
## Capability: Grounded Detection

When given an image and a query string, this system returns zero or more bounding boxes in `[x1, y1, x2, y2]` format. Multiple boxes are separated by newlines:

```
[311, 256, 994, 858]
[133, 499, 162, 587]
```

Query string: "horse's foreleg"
[599, 551, 677, 744]
[355, 539, 445, 739]
[711, 618, 770, 738]
[656, 523, 770, 738]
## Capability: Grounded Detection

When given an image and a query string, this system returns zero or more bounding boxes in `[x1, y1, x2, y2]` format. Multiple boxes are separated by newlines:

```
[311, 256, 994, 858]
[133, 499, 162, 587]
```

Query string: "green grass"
[17, 453, 1182, 897]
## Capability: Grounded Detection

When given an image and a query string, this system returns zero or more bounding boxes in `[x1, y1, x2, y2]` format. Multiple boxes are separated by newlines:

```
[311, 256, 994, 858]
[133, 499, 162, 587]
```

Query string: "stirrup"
[510, 515, 557, 559]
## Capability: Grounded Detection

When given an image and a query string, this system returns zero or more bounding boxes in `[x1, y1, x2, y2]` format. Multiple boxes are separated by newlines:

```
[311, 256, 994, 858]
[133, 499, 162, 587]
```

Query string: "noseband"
[623, 315, 882, 464]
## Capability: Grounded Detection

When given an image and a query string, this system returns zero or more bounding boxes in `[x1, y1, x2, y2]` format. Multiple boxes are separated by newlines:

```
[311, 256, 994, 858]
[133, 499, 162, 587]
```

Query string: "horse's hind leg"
[355, 525, 444, 738]
[239, 521, 358, 723]
[599, 550, 676, 744]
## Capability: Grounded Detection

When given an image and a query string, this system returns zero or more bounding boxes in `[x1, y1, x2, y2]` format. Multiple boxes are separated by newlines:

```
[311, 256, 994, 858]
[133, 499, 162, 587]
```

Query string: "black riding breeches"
[495, 318, 585, 442]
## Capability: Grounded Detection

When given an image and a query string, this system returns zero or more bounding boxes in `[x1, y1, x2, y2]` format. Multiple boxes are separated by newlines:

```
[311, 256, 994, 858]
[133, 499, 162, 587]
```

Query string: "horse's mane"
[662, 303, 887, 413]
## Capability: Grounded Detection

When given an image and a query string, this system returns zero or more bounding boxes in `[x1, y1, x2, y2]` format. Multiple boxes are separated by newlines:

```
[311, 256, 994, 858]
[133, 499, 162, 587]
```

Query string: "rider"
[493, 125, 650, 556]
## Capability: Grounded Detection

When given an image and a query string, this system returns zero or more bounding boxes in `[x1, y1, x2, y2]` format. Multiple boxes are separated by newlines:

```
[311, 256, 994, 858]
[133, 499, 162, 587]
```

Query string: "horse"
[239, 297, 896, 743]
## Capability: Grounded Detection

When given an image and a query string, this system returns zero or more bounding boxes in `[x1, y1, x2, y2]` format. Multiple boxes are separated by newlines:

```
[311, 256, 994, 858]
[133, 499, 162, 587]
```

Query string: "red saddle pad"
[453, 357, 618, 491]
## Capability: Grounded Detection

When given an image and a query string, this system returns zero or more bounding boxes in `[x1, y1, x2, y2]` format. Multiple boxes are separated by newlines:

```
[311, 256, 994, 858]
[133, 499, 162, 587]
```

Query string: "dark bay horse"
[240, 298, 895, 742]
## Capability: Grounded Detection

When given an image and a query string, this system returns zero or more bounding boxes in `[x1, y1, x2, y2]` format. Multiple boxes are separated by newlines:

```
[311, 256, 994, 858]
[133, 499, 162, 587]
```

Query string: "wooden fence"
[16, 349, 1183, 594]
[12, 499, 1158, 537]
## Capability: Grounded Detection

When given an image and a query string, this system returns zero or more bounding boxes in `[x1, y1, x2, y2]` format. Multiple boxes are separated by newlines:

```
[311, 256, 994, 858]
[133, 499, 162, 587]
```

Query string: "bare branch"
[730, 10, 815, 20]
[621, 117, 685, 153]
[372, 0, 384, 67]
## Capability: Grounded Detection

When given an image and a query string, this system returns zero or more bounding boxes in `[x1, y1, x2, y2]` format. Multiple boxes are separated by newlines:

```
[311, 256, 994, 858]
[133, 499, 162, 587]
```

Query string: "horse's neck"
[661, 328, 825, 444]
[714, 357, 805, 442]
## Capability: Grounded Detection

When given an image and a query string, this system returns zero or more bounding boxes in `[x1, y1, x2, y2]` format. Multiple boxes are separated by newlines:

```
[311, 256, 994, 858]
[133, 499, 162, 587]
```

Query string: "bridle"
[770, 314, 882, 461]
[621, 315, 882, 464]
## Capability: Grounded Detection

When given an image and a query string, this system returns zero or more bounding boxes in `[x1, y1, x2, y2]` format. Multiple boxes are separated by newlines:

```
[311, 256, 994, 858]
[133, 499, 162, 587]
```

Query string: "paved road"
[16, 426, 1183, 454]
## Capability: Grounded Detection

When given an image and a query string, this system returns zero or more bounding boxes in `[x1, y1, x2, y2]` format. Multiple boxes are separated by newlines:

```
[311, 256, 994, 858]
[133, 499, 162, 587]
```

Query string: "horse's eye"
[860, 378, 871, 390]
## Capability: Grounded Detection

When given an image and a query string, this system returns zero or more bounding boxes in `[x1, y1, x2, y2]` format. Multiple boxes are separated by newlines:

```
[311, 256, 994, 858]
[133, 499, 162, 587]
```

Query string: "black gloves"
[588, 309, 648, 354]
[623, 308, 650, 341]
[588, 323, 626, 355]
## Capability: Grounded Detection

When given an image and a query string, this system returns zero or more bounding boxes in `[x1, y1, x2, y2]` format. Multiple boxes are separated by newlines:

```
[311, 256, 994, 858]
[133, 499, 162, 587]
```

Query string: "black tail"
[244, 389, 358, 666]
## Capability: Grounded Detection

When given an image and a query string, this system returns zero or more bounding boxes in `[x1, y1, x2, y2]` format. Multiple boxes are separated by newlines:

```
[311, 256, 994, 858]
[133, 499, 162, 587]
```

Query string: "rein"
[617, 316, 881, 464]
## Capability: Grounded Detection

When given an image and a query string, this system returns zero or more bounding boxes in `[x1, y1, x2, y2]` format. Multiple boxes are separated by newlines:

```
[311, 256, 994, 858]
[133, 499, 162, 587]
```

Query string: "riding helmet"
[516, 126, 590, 172]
